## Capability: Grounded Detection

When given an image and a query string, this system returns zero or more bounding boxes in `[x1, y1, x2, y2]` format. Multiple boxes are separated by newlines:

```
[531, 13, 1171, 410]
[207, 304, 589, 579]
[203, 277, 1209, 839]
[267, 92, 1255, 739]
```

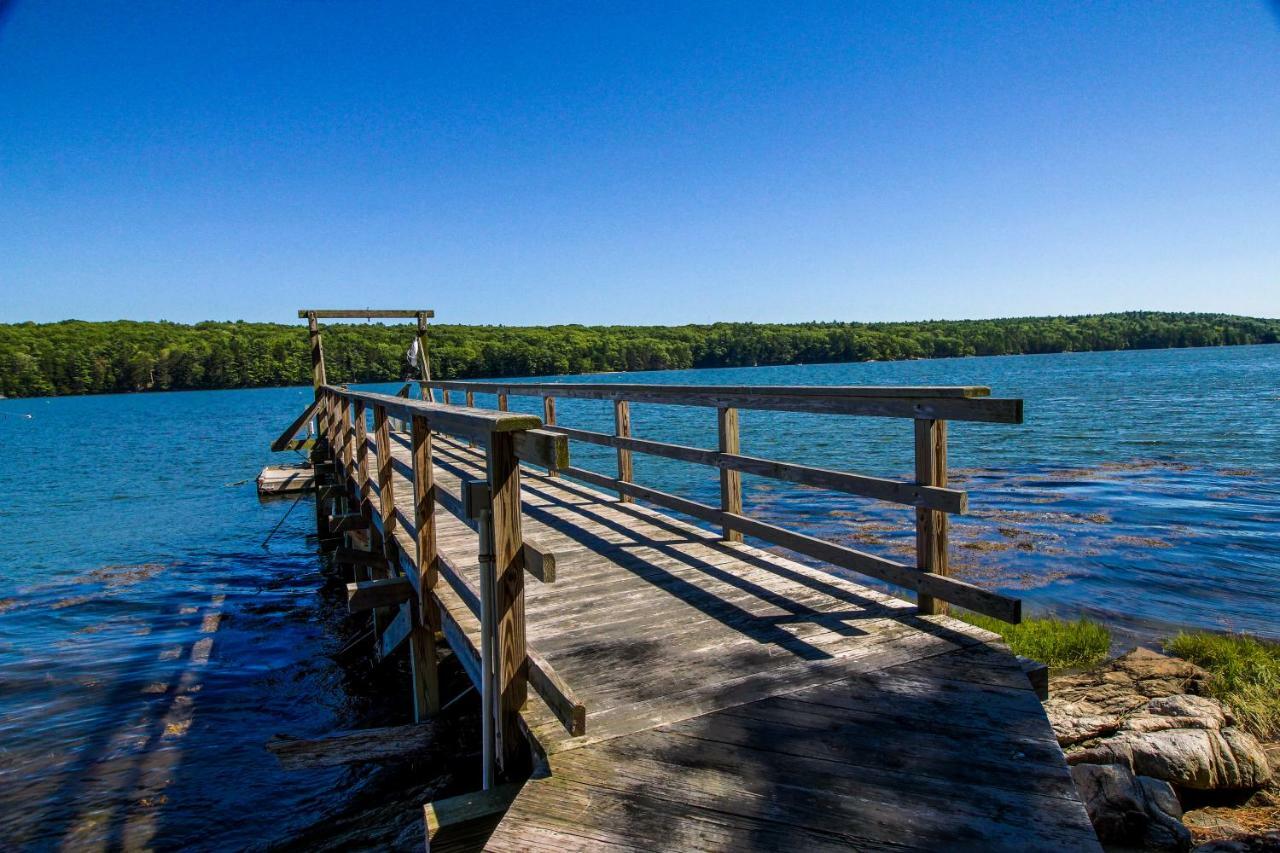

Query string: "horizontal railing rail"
[422, 379, 1022, 423]
[421, 379, 1023, 624]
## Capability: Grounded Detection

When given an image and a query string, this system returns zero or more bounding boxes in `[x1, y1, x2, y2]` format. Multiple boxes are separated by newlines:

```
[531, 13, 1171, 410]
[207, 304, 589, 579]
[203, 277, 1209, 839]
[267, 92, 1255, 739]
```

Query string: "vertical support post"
[497, 393, 509, 412]
[416, 312, 435, 403]
[487, 431, 527, 773]
[915, 418, 949, 616]
[410, 414, 441, 720]
[718, 406, 743, 542]
[543, 397, 558, 476]
[443, 389, 451, 406]
[307, 311, 326, 390]
[355, 401, 370, 510]
[327, 392, 342, 464]
[467, 391, 477, 448]
[374, 406, 397, 561]
[614, 400, 633, 502]
[340, 395, 354, 489]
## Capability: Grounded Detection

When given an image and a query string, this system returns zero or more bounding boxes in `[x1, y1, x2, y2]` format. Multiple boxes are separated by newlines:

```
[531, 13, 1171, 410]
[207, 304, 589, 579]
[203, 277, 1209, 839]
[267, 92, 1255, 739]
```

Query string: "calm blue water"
[0, 343, 1277, 848]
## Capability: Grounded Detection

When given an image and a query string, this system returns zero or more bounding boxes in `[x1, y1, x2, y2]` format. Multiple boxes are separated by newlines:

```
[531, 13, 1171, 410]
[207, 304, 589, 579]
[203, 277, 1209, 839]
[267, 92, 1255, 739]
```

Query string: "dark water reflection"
[0, 344, 1276, 848]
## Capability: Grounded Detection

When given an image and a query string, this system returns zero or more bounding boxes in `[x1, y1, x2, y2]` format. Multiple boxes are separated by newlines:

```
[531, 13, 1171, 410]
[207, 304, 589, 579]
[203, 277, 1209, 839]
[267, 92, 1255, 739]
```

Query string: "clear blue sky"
[2, 2, 1277, 326]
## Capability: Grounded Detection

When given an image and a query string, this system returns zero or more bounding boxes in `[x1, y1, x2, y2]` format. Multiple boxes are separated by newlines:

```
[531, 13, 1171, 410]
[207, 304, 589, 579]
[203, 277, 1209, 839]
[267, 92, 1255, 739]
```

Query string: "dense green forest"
[0, 312, 1277, 398]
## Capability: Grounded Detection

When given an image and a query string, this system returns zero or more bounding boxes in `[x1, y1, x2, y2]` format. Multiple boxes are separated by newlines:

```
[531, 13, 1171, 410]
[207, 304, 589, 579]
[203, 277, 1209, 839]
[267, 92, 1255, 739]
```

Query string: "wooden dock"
[265, 311, 1100, 851]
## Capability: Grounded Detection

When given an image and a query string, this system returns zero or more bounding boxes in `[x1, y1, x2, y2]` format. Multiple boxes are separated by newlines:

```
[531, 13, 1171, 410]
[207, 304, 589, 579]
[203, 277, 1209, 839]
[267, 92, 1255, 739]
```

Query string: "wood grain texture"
[915, 418, 949, 616]
[613, 400, 633, 503]
[374, 406, 398, 560]
[717, 406, 743, 542]
[411, 414, 442, 719]
[487, 431, 528, 771]
[422, 380, 1021, 423]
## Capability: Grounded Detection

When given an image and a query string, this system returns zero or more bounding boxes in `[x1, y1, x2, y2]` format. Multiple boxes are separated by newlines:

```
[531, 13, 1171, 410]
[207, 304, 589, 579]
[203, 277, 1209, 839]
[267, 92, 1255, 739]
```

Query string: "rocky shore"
[1046, 648, 1279, 851]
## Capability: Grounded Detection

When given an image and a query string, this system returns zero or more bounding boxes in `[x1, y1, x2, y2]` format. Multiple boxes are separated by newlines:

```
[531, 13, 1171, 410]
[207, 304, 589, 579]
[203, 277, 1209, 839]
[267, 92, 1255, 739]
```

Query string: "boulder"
[1071, 762, 1191, 850]
[1049, 650, 1272, 791]
[1070, 726, 1272, 791]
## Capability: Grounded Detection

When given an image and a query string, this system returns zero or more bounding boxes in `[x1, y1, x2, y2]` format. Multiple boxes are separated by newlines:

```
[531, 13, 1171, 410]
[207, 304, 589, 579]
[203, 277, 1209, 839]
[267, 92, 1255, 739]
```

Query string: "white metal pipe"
[478, 506, 496, 790]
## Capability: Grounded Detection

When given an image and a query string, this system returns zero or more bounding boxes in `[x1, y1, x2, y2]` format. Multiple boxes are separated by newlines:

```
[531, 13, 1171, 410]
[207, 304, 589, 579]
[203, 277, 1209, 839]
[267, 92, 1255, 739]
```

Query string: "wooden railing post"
[487, 430, 527, 773]
[442, 389, 451, 406]
[410, 414, 441, 720]
[497, 393, 509, 412]
[614, 400, 633, 502]
[915, 418, 949, 615]
[355, 401, 371, 511]
[340, 396, 354, 489]
[543, 397, 558, 476]
[467, 391, 477, 448]
[374, 405, 397, 562]
[718, 406, 743, 542]
[327, 391, 342, 465]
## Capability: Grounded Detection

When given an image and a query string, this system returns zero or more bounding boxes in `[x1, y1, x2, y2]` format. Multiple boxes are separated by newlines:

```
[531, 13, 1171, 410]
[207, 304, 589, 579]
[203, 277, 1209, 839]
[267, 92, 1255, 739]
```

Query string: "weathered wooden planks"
[280, 386, 1094, 852]
[257, 464, 315, 495]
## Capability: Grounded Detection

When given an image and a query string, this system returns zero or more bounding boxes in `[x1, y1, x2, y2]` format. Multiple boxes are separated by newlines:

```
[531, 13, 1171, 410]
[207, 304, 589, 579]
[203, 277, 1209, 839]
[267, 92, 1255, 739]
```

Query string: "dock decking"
[395, 435, 1098, 851]
[266, 314, 1098, 853]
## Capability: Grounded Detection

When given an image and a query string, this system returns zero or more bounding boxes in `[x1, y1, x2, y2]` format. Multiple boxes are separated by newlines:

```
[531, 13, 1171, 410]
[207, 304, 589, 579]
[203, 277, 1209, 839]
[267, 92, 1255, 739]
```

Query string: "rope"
[261, 489, 305, 550]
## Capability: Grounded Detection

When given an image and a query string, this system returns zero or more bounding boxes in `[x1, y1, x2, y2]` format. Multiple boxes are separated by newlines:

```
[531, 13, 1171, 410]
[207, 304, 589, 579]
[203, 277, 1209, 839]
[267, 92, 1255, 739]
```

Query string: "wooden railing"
[291, 384, 576, 782]
[421, 379, 1024, 624]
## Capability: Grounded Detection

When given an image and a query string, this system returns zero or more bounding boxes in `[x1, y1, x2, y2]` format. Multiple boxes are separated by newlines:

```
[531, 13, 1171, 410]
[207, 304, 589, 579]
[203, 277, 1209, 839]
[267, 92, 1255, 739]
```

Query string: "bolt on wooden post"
[914, 418, 949, 615]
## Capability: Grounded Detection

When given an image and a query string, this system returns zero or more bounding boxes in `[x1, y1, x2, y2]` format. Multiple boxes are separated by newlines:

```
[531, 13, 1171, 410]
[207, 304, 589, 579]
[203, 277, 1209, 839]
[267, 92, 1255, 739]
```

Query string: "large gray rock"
[1071, 762, 1191, 850]
[1049, 650, 1272, 791]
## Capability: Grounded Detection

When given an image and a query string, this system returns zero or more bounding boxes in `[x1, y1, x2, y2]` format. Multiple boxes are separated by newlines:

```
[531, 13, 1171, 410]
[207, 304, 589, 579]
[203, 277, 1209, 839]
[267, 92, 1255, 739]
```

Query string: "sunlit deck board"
[354, 430, 1100, 851]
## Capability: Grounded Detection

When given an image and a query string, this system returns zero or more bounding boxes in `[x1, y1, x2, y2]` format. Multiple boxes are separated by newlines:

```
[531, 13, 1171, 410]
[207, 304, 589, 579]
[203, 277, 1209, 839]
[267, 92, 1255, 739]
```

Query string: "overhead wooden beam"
[298, 309, 436, 319]
[346, 576, 414, 612]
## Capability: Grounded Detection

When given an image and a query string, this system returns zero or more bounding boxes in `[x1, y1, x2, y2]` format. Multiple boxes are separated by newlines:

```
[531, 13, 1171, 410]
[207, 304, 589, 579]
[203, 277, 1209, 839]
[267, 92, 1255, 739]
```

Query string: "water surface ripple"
[0, 344, 1276, 848]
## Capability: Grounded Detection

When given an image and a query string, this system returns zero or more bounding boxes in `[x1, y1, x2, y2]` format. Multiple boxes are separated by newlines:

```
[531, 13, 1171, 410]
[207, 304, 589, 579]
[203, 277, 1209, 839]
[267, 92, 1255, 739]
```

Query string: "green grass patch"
[957, 612, 1112, 670]
[1165, 631, 1280, 740]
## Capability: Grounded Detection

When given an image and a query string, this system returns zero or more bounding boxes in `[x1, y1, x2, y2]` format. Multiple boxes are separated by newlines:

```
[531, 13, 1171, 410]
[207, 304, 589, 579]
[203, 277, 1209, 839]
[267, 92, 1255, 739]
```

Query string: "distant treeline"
[1, 311, 1277, 398]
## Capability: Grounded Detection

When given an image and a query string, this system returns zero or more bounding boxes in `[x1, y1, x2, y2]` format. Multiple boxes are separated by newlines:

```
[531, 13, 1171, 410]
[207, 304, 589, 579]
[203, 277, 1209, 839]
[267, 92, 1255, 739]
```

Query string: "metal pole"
[477, 505, 496, 789]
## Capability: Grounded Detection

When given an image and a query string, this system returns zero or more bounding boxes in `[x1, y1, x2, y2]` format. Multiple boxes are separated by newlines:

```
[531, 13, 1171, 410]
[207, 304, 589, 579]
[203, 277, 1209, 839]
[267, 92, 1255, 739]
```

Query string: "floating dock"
[263, 309, 1100, 851]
